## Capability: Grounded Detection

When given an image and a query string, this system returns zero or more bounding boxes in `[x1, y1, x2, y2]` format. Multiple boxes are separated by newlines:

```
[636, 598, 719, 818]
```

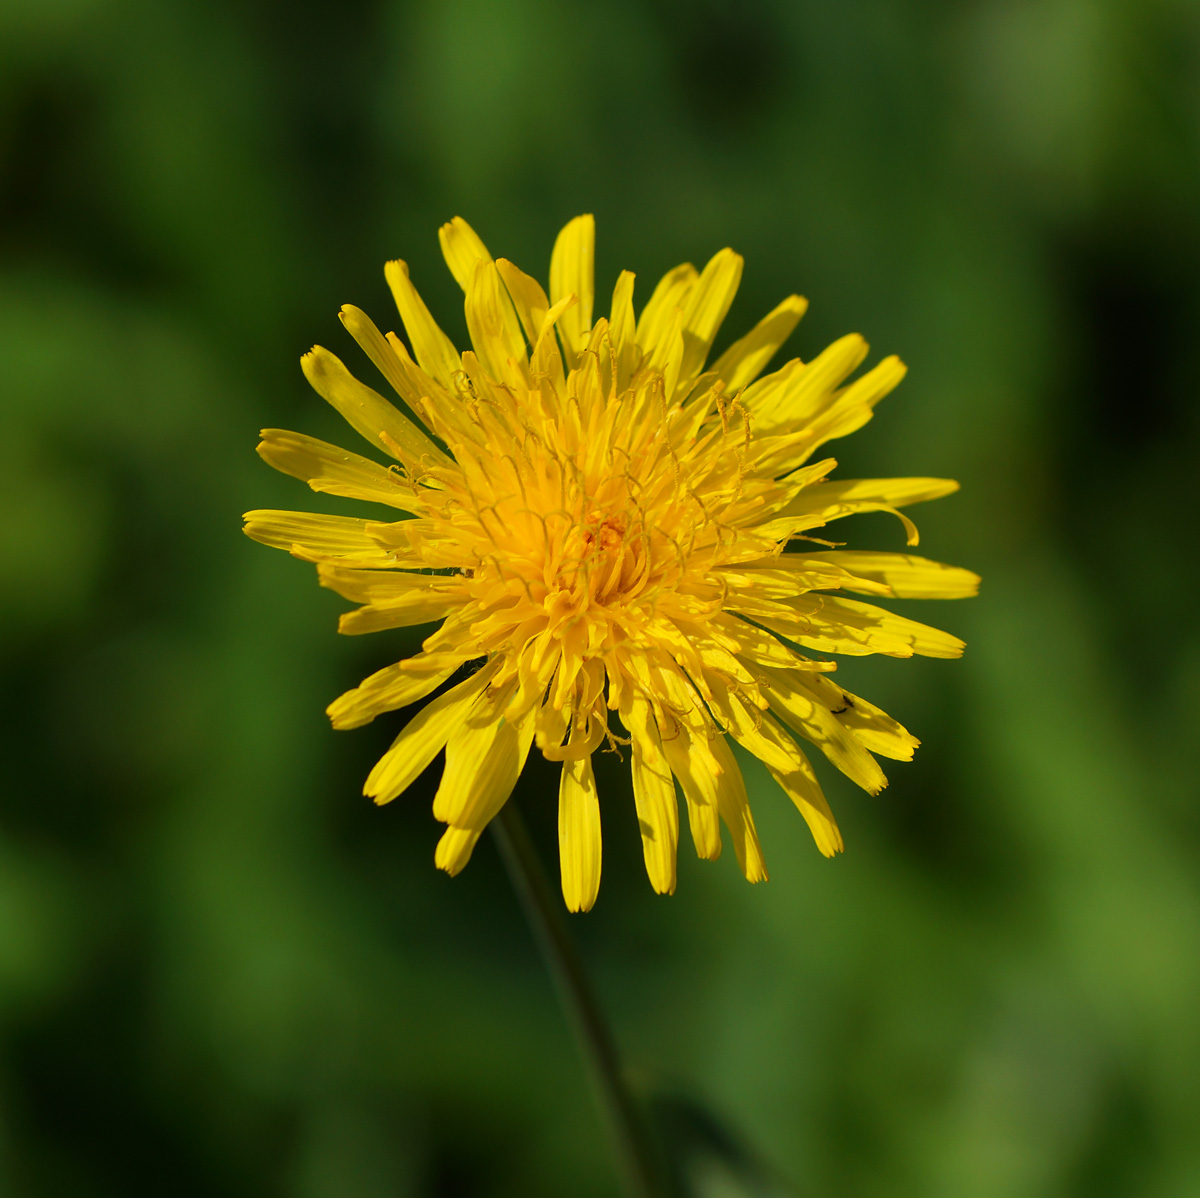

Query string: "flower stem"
[492, 802, 670, 1198]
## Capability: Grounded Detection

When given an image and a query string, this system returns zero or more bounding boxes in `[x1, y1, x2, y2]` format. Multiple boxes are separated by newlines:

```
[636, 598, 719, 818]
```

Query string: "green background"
[2, 0, 1199, 1194]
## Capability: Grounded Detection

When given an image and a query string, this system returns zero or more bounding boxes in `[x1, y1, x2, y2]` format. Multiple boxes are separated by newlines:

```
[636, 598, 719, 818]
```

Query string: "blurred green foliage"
[2, 0, 1199, 1194]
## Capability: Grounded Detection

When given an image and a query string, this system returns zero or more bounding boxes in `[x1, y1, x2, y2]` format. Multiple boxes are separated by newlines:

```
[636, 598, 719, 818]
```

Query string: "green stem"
[492, 802, 669, 1198]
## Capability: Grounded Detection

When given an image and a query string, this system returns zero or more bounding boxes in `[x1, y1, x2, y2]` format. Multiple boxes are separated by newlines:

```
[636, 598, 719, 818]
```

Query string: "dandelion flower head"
[244, 216, 977, 911]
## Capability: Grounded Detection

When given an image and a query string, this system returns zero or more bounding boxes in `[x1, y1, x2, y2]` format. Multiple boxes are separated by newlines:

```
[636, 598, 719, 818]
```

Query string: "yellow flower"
[244, 215, 977, 911]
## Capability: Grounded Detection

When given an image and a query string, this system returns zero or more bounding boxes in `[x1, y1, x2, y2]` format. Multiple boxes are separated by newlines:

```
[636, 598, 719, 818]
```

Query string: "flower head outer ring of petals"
[243, 214, 977, 909]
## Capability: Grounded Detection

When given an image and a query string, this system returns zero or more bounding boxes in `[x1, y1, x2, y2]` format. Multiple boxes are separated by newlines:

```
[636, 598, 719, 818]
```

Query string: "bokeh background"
[3, 0, 1199, 1194]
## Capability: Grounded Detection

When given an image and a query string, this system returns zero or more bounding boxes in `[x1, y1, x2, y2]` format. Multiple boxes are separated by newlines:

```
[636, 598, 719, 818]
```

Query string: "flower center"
[583, 511, 626, 555]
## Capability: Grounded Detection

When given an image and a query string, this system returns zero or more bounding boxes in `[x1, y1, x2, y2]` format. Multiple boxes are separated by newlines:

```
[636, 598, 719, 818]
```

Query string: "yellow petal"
[558, 755, 602, 912]
[623, 695, 679, 895]
[541, 702, 607, 762]
[721, 564, 887, 600]
[679, 247, 743, 381]
[783, 475, 960, 514]
[382, 332, 479, 445]
[242, 509, 397, 565]
[301, 346, 451, 468]
[661, 622, 756, 686]
[634, 655, 724, 779]
[326, 654, 467, 730]
[535, 697, 572, 755]
[317, 563, 465, 604]
[465, 258, 528, 386]
[608, 270, 638, 391]
[496, 257, 550, 345]
[338, 304, 439, 431]
[743, 333, 868, 435]
[549, 214, 595, 367]
[793, 595, 965, 658]
[757, 666, 888, 795]
[432, 699, 532, 829]
[767, 752, 844, 858]
[438, 216, 492, 291]
[804, 551, 981, 599]
[763, 476, 961, 547]
[706, 614, 826, 671]
[746, 354, 908, 474]
[810, 355, 907, 440]
[256, 429, 423, 512]
[364, 518, 455, 560]
[750, 594, 966, 659]
[796, 672, 920, 762]
[657, 718, 722, 862]
[704, 678, 808, 775]
[364, 659, 500, 804]
[644, 306, 684, 403]
[635, 262, 697, 354]
[383, 260, 463, 388]
[708, 734, 768, 882]
[528, 293, 575, 393]
[711, 295, 808, 394]
[336, 591, 463, 635]
[431, 700, 536, 877]
[434, 825, 483, 876]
